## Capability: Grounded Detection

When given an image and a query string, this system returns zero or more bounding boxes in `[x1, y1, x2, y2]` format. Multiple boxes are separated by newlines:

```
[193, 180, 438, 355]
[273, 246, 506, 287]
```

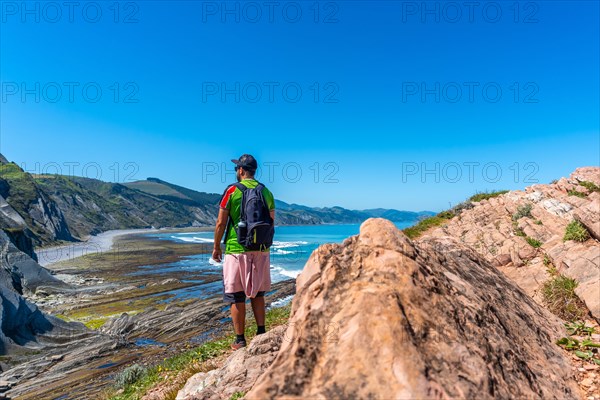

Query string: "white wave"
[271, 240, 308, 249]
[271, 248, 297, 255]
[271, 264, 301, 279]
[173, 236, 214, 244]
[269, 294, 294, 308]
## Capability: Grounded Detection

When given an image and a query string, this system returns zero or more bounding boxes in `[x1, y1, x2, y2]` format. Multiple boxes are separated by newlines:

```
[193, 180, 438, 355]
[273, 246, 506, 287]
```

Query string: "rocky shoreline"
[1, 230, 296, 400]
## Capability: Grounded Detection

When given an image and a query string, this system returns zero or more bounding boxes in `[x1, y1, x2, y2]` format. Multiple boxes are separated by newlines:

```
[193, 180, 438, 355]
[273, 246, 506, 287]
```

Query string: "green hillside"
[1, 155, 434, 247]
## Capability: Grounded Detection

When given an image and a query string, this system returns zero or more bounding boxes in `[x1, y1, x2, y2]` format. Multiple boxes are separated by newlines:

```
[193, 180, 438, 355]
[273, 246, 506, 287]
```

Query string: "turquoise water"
[133, 224, 370, 302]
[145, 222, 415, 285]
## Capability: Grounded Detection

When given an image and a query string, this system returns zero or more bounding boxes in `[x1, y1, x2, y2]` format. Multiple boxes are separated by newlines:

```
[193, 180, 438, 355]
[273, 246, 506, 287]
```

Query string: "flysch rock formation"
[1, 276, 295, 399]
[424, 167, 600, 320]
[0, 229, 84, 356]
[182, 218, 581, 399]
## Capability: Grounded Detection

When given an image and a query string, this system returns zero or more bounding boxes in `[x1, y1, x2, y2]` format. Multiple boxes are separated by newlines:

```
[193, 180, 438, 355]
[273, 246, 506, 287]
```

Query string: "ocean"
[148, 221, 416, 288]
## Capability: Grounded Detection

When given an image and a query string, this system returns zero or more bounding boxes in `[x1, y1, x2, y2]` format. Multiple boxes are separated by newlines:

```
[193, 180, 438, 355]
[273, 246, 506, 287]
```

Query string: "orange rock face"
[424, 167, 600, 320]
[247, 219, 580, 399]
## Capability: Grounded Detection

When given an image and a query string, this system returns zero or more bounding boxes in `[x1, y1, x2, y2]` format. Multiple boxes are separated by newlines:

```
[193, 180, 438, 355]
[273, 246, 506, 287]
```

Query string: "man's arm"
[212, 208, 229, 262]
[270, 209, 275, 222]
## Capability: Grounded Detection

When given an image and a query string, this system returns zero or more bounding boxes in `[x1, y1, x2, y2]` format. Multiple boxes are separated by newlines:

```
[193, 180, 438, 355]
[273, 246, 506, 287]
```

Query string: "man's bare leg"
[231, 302, 246, 335]
[251, 296, 266, 334]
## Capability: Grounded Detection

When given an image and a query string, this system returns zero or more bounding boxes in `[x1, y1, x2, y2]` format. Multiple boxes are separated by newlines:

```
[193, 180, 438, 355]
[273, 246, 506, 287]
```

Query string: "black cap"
[231, 154, 258, 171]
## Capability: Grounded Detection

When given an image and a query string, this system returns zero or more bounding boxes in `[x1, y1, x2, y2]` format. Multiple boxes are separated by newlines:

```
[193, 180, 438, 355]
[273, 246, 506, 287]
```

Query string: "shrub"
[115, 364, 147, 389]
[563, 220, 590, 242]
[579, 180, 600, 193]
[512, 203, 532, 221]
[541, 275, 588, 321]
[525, 236, 542, 248]
[568, 189, 587, 198]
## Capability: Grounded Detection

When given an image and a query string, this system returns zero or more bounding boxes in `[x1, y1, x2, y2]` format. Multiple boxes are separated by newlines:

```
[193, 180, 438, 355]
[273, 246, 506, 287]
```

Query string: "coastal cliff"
[0, 158, 73, 247]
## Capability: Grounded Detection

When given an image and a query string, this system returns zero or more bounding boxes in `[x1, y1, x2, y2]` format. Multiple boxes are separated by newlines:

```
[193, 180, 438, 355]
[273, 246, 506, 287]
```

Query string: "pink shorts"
[223, 251, 271, 302]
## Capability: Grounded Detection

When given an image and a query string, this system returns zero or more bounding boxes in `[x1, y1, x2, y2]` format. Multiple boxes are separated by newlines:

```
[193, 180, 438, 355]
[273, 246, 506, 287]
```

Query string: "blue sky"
[1, 0, 598, 211]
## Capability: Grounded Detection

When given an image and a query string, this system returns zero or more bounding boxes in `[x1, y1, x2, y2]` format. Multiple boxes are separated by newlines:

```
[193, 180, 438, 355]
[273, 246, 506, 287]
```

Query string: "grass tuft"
[563, 220, 590, 242]
[525, 236, 542, 248]
[541, 274, 588, 321]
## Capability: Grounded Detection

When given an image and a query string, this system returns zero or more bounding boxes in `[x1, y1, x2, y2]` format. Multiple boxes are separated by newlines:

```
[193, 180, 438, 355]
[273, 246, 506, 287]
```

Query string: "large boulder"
[247, 219, 580, 399]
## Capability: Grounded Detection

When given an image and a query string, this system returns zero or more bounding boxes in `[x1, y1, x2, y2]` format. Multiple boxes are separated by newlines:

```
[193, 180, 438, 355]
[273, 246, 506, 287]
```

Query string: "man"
[212, 154, 275, 350]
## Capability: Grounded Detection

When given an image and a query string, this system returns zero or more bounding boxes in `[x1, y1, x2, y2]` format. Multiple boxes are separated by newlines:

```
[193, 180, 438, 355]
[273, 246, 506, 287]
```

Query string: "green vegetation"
[0, 162, 28, 180]
[468, 190, 509, 202]
[543, 254, 553, 269]
[568, 189, 587, 198]
[565, 320, 595, 336]
[512, 203, 532, 221]
[563, 220, 590, 242]
[556, 321, 600, 365]
[0, 163, 40, 226]
[525, 236, 542, 248]
[115, 364, 148, 389]
[402, 190, 509, 239]
[229, 392, 246, 400]
[579, 180, 600, 193]
[55, 312, 115, 330]
[511, 205, 539, 247]
[567, 181, 600, 198]
[541, 270, 587, 321]
[512, 221, 526, 237]
[403, 211, 455, 239]
[109, 304, 292, 400]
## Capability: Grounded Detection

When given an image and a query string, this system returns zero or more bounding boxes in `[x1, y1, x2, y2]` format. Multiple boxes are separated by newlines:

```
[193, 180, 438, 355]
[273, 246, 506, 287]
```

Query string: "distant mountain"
[125, 179, 434, 226]
[0, 153, 433, 247]
[124, 177, 221, 206]
[360, 208, 433, 222]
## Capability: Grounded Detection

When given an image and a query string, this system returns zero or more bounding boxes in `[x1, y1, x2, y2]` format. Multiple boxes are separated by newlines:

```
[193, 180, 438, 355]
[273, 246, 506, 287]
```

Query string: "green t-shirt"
[219, 179, 275, 254]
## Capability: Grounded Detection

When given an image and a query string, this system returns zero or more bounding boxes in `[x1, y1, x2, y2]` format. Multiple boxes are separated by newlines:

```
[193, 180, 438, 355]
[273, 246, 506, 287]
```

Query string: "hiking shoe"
[231, 340, 246, 350]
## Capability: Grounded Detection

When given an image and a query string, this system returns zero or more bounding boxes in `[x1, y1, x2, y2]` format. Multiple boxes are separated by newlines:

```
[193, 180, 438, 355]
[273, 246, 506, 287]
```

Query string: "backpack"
[224, 182, 274, 251]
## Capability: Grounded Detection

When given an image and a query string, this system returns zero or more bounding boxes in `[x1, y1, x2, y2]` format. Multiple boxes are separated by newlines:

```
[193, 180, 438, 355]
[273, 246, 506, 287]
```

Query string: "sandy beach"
[35, 228, 161, 267]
